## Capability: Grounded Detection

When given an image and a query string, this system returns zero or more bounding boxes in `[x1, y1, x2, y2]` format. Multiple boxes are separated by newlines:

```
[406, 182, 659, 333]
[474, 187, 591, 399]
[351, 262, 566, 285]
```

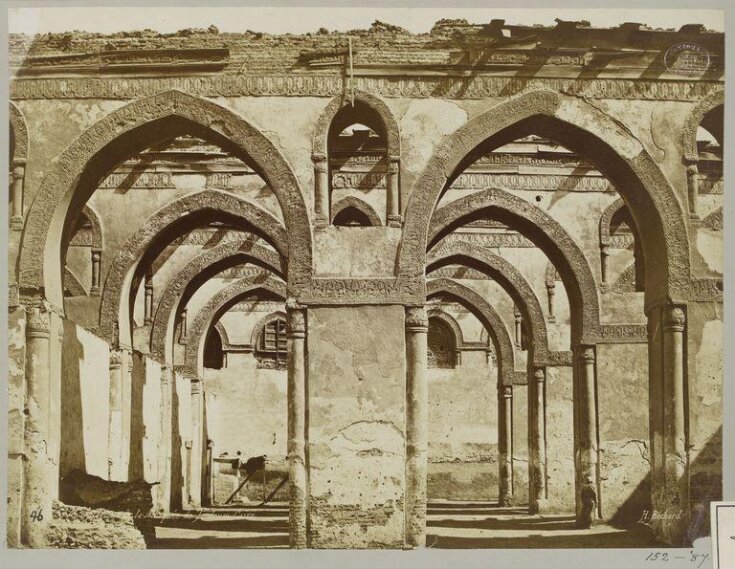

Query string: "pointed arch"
[399, 89, 690, 309]
[331, 196, 382, 227]
[18, 89, 312, 309]
[599, 198, 626, 247]
[250, 310, 288, 347]
[214, 321, 231, 351]
[682, 89, 725, 161]
[428, 188, 600, 345]
[68, 204, 104, 250]
[312, 90, 400, 158]
[427, 239, 564, 365]
[97, 189, 287, 346]
[149, 238, 285, 362]
[426, 308, 465, 347]
[184, 274, 287, 377]
[427, 278, 516, 386]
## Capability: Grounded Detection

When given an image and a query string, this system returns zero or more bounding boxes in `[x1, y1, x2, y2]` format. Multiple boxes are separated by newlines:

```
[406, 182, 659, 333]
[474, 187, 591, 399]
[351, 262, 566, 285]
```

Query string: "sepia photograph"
[2, 2, 729, 562]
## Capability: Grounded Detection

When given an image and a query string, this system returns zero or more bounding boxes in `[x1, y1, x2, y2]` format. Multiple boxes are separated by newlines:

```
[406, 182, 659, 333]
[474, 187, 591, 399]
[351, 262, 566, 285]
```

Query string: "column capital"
[191, 379, 202, 395]
[11, 162, 26, 178]
[287, 306, 307, 337]
[387, 157, 400, 172]
[533, 367, 545, 383]
[501, 385, 513, 399]
[686, 163, 699, 176]
[663, 306, 686, 332]
[405, 305, 428, 331]
[25, 305, 50, 338]
[312, 153, 328, 171]
[109, 349, 123, 370]
[579, 345, 596, 362]
[513, 305, 521, 319]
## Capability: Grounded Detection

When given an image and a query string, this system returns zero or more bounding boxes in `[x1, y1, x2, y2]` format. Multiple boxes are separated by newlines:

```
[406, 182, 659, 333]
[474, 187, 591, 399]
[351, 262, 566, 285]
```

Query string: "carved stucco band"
[9, 75, 723, 102]
[183, 274, 287, 377]
[398, 89, 691, 312]
[331, 196, 383, 227]
[426, 187, 601, 345]
[426, 278, 516, 387]
[149, 238, 286, 361]
[427, 239, 557, 367]
[98, 189, 288, 345]
[17, 89, 312, 309]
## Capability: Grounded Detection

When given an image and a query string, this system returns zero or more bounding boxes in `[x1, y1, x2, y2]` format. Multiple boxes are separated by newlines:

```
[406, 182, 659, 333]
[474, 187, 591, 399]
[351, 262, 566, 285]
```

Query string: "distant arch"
[427, 188, 600, 345]
[18, 89, 312, 309]
[184, 274, 287, 377]
[149, 238, 285, 361]
[9, 101, 28, 162]
[427, 239, 558, 364]
[312, 90, 400, 158]
[331, 196, 382, 227]
[426, 308, 465, 347]
[682, 90, 725, 161]
[97, 189, 287, 346]
[68, 204, 104, 250]
[214, 321, 231, 350]
[427, 278, 516, 386]
[399, 89, 690, 309]
[249, 311, 288, 347]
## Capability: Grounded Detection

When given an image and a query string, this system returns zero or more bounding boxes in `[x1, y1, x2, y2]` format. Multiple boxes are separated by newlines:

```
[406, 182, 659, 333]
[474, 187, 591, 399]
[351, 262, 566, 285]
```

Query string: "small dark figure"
[577, 485, 598, 529]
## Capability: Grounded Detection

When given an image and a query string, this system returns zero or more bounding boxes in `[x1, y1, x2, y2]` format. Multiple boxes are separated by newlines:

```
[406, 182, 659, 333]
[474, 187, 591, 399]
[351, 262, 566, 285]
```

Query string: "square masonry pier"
[307, 305, 407, 548]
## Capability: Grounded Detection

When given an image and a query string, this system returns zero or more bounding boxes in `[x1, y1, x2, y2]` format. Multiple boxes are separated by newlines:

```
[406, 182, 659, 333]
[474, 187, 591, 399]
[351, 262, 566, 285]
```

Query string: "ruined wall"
[307, 305, 406, 548]
[59, 321, 111, 480]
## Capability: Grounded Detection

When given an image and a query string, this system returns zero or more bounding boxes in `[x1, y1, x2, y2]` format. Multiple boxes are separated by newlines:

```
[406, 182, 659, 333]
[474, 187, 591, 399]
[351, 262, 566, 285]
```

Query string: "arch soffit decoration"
[399, 89, 690, 309]
[682, 89, 725, 162]
[427, 187, 601, 345]
[149, 238, 286, 361]
[426, 240, 556, 362]
[331, 196, 383, 226]
[18, 89, 313, 309]
[249, 310, 288, 347]
[9, 101, 28, 162]
[97, 189, 288, 345]
[312, 89, 401, 158]
[184, 274, 287, 377]
[426, 277, 516, 386]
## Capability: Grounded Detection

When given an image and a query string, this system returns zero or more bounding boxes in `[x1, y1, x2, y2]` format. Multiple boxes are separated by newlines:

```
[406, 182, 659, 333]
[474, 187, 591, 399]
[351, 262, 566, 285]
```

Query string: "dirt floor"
[144, 500, 658, 549]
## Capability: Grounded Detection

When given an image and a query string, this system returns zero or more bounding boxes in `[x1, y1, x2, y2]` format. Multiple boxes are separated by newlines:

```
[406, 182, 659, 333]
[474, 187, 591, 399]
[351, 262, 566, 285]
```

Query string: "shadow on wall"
[609, 426, 722, 546]
[170, 377, 184, 511]
[59, 320, 86, 481]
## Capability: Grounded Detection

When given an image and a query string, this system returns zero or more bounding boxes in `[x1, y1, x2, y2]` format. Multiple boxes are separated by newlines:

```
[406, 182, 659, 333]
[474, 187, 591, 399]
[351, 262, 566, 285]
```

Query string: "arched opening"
[428, 315, 458, 369]
[409, 94, 659, 542]
[203, 326, 225, 370]
[327, 103, 387, 227]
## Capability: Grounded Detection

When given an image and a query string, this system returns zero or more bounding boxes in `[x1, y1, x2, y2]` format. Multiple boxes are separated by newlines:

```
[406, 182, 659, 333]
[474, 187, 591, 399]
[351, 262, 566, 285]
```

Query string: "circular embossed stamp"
[664, 42, 710, 77]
